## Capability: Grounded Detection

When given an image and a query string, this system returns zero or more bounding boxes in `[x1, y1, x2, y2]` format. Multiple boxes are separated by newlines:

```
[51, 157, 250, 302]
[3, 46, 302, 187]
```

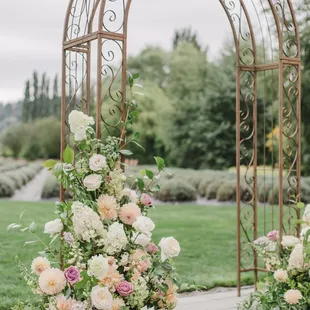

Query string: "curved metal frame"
[61, 0, 301, 296]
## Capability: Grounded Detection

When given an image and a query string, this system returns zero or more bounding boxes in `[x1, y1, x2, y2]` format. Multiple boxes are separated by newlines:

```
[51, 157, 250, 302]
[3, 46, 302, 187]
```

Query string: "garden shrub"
[0, 175, 15, 197]
[41, 175, 60, 199]
[217, 180, 236, 202]
[268, 182, 289, 205]
[301, 182, 310, 204]
[155, 180, 197, 202]
[197, 176, 214, 197]
[258, 180, 273, 203]
[205, 180, 223, 200]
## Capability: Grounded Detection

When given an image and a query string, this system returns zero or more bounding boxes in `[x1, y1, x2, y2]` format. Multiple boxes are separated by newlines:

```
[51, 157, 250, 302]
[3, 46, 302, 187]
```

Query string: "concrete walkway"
[176, 287, 253, 310]
[11, 168, 48, 201]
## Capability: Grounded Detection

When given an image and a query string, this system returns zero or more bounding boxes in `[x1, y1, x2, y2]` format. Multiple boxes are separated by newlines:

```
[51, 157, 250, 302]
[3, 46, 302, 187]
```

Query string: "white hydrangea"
[281, 236, 300, 248]
[288, 244, 304, 270]
[72, 202, 106, 242]
[87, 255, 109, 280]
[302, 204, 310, 227]
[253, 236, 270, 246]
[68, 110, 94, 141]
[107, 166, 126, 200]
[104, 222, 128, 255]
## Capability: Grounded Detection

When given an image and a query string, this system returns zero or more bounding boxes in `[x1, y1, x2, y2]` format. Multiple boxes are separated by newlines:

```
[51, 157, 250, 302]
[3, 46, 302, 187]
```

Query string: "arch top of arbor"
[63, 0, 132, 47]
[63, 0, 300, 64]
[61, 0, 302, 297]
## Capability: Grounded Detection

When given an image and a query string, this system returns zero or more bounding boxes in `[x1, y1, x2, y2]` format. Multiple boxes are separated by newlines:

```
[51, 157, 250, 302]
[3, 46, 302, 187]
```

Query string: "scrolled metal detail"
[102, 0, 126, 33]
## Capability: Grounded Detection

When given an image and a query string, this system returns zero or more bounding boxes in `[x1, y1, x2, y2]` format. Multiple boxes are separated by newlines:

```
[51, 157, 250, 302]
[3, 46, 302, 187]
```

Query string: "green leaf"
[134, 83, 143, 88]
[43, 159, 57, 170]
[134, 132, 140, 140]
[145, 169, 154, 179]
[154, 156, 165, 171]
[137, 177, 145, 192]
[63, 145, 75, 164]
[29, 221, 37, 233]
[132, 73, 140, 79]
[131, 140, 145, 151]
[7, 223, 21, 231]
[297, 202, 305, 209]
[133, 92, 144, 97]
[24, 240, 39, 247]
[19, 210, 26, 221]
[119, 149, 133, 156]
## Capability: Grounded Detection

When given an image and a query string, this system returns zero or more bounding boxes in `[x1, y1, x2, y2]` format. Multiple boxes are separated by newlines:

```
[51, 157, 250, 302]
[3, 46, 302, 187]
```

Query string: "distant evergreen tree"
[32, 71, 39, 120]
[22, 80, 31, 122]
[173, 27, 205, 52]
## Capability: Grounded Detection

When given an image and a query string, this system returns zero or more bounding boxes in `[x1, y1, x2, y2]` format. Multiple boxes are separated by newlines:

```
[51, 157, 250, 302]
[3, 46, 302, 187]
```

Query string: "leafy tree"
[127, 47, 169, 88]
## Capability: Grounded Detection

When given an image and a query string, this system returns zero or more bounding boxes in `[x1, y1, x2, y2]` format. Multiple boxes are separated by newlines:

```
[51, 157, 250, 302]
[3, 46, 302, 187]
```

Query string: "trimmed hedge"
[0, 163, 42, 198]
[38, 164, 310, 204]
[41, 175, 60, 199]
[155, 180, 197, 202]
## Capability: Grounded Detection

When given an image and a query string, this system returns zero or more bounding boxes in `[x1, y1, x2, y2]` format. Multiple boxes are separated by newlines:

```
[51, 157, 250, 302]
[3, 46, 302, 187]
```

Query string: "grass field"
[0, 200, 273, 308]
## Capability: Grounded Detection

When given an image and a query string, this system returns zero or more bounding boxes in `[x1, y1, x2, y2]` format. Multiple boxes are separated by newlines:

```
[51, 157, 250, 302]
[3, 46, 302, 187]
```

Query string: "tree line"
[1, 23, 310, 174]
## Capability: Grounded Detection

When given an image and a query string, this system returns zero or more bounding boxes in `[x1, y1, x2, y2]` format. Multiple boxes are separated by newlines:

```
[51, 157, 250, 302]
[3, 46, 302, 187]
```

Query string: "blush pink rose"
[116, 281, 133, 297]
[267, 230, 279, 242]
[140, 193, 153, 206]
[64, 266, 80, 284]
[146, 243, 159, 255]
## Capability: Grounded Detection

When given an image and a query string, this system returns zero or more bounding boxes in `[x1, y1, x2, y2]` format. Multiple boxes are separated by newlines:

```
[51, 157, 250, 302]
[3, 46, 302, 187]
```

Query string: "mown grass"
[0, 200, 274, 308]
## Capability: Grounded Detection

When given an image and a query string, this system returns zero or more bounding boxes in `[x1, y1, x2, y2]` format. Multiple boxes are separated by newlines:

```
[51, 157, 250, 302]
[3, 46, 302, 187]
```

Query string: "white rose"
[83, 174, 102, 191]
[89, 154, 107, 172]
[281, 236, 300, 248]
[44, 219, 63, 235]
[132, 232, 151, 247]
[91, 286, 113, 310]
[133, 216, 155, 235]
[274, 269, 288, 283]
[159, 237, 180, 262]
[87, 255, 109, 280]
[141, 307, 154, 310]
[122, 188, 138, 203]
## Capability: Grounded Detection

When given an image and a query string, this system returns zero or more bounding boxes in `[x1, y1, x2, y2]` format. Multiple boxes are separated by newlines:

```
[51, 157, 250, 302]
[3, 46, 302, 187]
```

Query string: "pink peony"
[119, 203, 141, 225]
[140, 193, 153, 206]
[64, 266, 80, 284]
[116, 281, 134, 297]
[146, 243, 159, 255]
[267, 230, 279, 242]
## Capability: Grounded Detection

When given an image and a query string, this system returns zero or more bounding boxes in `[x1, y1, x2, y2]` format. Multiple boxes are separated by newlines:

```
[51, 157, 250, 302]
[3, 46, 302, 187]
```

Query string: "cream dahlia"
[38, 268, 66, 295]
[31, 256, 50, 275]
[97, 194, 118, 221]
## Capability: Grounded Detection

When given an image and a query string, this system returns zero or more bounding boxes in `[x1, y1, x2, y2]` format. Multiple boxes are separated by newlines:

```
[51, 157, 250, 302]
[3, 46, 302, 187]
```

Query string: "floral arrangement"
[9, 76, 180, 310]
[240, 203, 310, 310]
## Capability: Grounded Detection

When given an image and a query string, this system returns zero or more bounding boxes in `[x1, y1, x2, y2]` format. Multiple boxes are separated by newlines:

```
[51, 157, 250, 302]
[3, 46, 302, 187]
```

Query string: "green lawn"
[0, 200, 270, 308]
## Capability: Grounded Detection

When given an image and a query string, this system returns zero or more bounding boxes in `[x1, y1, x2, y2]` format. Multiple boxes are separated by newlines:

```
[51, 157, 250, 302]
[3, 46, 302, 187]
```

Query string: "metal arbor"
[61, 0, 301, 296]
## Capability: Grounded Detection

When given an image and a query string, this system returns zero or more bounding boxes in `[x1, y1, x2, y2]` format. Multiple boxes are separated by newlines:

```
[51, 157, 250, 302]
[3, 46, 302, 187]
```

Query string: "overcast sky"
[0, 1, 230, 103]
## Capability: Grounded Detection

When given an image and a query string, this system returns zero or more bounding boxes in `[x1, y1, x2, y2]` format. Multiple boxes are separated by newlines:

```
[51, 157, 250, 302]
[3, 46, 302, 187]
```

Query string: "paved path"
[176, 287, 253, 310]
[12, 168, 49, 201]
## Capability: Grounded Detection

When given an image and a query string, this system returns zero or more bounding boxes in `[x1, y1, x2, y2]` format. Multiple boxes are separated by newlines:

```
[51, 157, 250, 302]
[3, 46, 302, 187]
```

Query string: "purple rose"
[267, 230, 279, 242]
[141, 194, 152, 206]
[116, 281, 134, 297]
[64, 266, 80, 284]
